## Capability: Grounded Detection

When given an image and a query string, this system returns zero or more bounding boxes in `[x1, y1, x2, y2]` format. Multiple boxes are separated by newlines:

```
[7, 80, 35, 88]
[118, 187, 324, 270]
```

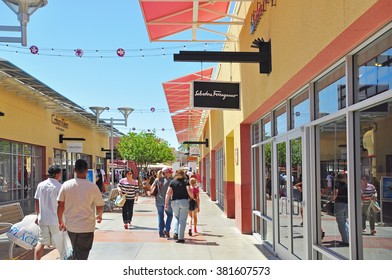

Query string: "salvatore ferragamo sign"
[192, 81, 240, 110]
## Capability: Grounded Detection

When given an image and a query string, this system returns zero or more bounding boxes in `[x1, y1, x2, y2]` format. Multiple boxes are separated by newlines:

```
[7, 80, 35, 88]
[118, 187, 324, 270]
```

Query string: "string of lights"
[0, 42, 222, 58]
[98, 107, 168, 114]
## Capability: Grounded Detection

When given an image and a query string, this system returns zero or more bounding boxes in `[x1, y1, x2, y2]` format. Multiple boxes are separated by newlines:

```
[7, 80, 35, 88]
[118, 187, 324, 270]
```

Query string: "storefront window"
[355, 30, 392, 103]
[263, 115, 272, 140]
[0, 140, 42, 214]
[274, 105, 287, 136]
[317, 118, 349, 259]
[358, 100, 392, 260]
[55, 150, 92, 182]
[315, 64, 346, 118]
[277, 141, 288, 249]
[264, 142, 272, 216]
[291, 90, 310, 128]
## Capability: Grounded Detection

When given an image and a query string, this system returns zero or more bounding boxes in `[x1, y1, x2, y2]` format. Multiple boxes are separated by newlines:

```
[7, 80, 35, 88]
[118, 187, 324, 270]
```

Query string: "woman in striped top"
[117, 169, 139, 229]
[361, 174, 377, 235]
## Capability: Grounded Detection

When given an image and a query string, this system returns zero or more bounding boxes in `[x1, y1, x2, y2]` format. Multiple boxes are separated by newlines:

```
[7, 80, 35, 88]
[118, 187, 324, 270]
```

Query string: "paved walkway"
[4, 191, 277, 260]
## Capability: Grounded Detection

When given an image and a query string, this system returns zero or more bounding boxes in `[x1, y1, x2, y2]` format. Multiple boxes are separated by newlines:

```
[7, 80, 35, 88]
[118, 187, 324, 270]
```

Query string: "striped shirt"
[362, 183, 376, 202]
[118, 178, 139, 200]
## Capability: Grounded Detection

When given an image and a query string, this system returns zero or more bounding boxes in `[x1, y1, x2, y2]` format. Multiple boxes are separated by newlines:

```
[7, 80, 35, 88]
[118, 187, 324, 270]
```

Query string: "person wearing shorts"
[34, 165, 62, 260]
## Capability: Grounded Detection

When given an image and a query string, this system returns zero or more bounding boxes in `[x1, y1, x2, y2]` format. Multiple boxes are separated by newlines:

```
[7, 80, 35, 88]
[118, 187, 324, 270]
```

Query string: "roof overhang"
[139, 0, 250, 42]
[0, 59, 122, 136]
[163, 67, 214, 143]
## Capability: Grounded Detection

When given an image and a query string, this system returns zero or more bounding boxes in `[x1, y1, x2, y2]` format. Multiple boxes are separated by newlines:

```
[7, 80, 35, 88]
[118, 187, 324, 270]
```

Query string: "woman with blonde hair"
[188, 177, 200, 236]
[165, 169, 194, 243]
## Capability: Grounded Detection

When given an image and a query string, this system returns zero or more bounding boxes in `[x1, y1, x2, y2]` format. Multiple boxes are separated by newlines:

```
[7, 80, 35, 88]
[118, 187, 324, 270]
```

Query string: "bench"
[0, 202, 25, 260]
[102, 188, 119, 212]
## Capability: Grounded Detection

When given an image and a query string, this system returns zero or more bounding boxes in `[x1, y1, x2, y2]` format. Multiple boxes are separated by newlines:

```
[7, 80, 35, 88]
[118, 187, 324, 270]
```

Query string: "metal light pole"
[90, 106, 133, 188]
[2, 0, 47, 46]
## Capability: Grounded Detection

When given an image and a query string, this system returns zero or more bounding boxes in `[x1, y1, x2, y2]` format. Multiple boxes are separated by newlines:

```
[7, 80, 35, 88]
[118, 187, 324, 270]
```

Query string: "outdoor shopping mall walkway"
[3, 191, 277, 260]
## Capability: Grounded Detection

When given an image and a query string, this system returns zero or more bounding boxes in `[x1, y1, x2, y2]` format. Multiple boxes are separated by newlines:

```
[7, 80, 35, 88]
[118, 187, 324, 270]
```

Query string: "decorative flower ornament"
[75, 49, 84, 57]
[116, 48, 125, 57]
[29, 45, 39, 54]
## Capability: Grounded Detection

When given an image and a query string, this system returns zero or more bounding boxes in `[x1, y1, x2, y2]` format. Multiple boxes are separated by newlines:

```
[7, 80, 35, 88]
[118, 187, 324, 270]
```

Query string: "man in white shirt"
[34, 164, 62, 260]
[57, 159, 104, 260]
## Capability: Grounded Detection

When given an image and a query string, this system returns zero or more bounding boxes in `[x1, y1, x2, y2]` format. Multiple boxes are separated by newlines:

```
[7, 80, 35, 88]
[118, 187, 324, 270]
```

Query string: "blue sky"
[0, 0, 221, 148]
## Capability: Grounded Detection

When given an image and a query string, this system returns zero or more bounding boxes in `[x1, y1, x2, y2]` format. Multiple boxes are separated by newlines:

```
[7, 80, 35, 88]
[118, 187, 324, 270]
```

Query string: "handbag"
[115, 194, 127, 207]
[370, 200, 381, 213]
[150, 185, 158, 197]
[150, 179, 159, 197]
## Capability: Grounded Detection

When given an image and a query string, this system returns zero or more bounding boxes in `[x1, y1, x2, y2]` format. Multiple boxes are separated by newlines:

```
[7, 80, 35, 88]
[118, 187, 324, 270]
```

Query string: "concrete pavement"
[5, 190, 277, 260]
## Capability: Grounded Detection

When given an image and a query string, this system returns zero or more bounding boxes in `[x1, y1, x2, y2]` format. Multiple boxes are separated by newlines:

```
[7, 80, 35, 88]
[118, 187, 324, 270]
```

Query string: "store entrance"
[273, 128, 309, 259]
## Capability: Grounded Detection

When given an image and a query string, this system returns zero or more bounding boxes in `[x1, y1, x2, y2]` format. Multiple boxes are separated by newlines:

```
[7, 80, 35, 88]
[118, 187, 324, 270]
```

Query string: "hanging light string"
[101, 107, 168, 114]
[0, 42, 222, 58]
[117, 127, 174, 133]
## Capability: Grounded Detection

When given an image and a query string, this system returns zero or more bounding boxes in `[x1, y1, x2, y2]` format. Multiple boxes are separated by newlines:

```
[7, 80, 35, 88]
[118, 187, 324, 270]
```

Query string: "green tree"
[116, 130, 175, 171]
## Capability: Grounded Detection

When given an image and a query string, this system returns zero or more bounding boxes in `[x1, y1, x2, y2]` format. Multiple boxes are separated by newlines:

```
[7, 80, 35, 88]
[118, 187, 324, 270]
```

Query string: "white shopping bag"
[6, 214, 39, 250]
[53, 230, 73, 260]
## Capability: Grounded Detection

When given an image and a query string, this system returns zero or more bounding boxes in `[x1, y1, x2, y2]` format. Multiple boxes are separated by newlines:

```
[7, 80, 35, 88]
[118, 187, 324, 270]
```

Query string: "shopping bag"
[53, 230, 73, 260]
[6, 214, 39, 250]
[115, 194, 127, 207]
[370, 200, 381, 213]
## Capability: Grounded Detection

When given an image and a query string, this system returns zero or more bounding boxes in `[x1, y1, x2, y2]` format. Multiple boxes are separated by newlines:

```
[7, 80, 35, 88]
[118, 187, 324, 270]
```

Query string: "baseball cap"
[162, 167, 173, 174]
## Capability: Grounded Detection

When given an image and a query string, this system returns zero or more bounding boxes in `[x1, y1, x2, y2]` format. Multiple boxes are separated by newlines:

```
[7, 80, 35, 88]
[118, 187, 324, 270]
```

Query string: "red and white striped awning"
[163, 67, 214, 143]
[139, 0, 247, 42]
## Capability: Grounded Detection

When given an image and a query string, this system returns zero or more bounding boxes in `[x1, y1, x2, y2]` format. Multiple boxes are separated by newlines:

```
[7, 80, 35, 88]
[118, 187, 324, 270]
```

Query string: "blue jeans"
[335, 202, 349, 243]
[156, 204, 173, 237]
[171, 199, 190, 240]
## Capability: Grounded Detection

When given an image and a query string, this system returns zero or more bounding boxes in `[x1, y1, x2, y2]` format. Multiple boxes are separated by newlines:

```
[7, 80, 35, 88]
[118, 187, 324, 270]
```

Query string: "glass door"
[274, 129, 308, 259]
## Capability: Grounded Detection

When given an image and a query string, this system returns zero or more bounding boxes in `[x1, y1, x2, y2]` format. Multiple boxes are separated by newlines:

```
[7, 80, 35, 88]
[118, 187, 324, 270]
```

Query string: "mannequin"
[363, 129, 375, 157]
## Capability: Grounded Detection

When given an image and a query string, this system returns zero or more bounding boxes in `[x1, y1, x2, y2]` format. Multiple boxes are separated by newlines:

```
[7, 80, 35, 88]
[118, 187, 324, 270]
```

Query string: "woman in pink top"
[188, 178, 200, 236]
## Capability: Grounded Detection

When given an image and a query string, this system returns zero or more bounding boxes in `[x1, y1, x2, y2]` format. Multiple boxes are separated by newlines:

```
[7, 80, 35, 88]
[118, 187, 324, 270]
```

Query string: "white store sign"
[66, 142, 83, 153]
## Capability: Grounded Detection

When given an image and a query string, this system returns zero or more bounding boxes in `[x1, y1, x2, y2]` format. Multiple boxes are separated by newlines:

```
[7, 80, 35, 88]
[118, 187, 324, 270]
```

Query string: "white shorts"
[38, 224, 59, 246]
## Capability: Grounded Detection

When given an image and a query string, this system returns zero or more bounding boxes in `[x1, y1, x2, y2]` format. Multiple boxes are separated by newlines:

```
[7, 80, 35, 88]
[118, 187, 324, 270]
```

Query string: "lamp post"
[1, 0, 47, 46]
[90, 106, 133, 188]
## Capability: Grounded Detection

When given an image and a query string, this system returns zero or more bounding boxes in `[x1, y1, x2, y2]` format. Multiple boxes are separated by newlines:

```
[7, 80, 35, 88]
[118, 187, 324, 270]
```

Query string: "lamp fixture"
[89, 106, 133, 187]
[2, 0, 48, 46]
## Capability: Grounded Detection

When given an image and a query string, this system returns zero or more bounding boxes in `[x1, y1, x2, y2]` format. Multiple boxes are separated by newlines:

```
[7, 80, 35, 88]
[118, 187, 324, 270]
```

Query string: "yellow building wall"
[237, 0, 377, 119]
[225, 131, 235, 182]
[0, 84, 108, 168]
[208, 109, 224, 150]
[208, 0, 378, 185]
